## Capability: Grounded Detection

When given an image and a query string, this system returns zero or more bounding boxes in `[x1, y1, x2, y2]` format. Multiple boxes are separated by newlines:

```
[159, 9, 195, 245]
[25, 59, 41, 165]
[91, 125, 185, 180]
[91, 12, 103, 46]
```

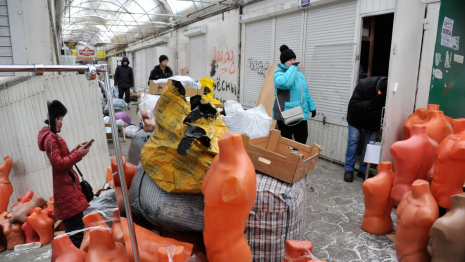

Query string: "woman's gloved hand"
[311, 110, 316, 118]
[292, 62, 300, 67]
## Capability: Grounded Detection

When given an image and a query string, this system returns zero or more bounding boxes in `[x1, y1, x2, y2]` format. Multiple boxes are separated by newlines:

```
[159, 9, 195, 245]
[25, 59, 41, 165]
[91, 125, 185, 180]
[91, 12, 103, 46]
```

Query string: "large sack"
[127, 129, 151, 165]
[245, 172, 307, 262]
[140, 80, 228, 193]
[223, 103, 272, 139]
[129, 163, 205, 232]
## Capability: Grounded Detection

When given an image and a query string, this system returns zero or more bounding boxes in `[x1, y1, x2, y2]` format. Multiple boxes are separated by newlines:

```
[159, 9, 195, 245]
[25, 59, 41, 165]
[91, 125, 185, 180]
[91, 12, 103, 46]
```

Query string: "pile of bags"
[140, 80, 228, 193]
[223, 100, 272, 139]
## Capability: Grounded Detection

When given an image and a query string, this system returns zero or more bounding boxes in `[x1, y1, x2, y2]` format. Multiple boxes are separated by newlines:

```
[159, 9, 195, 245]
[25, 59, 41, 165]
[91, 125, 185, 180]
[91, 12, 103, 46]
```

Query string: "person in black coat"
[344, 76, 387, 182]
[114, 57, 133, 108]
[148, 55, 173, 85]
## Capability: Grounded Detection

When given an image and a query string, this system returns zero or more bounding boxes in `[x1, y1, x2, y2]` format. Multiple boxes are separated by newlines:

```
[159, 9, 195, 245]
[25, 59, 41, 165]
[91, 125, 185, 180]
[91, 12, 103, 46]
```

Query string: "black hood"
[122, 57, 129, 66]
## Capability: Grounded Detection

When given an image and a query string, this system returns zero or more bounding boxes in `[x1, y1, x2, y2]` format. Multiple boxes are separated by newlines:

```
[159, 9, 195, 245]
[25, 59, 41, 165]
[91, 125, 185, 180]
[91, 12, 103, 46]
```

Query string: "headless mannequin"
[85, 227, 128, 262]
[403, 109, 428, 140]
[26, 207, 54, 245]
[430, 193, 465, 262]
[51, 234, 87, 262]
[361, 162, 395, 235]
[390, 125, 437, 203]
[9, 191, 46, 223]
[431, 119, 465, 209]
[281, 240, 327, 262]
[396, 180, 438, 262]
[80, 211, 111, 252]
[424, 110, 452, 145]
[0, 156, 13, 213]
[12, 190, 34, 208]
[0, 221, 26, 250]
[112, 207, 194, 262]
[202, 132, 256, 262]
[21, 221, 40, 243]
[111, 156, 137, 215]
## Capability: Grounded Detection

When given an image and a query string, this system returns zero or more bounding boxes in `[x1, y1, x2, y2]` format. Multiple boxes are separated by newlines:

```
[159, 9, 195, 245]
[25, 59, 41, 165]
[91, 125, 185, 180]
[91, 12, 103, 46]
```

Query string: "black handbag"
[73, 164, 94, 202]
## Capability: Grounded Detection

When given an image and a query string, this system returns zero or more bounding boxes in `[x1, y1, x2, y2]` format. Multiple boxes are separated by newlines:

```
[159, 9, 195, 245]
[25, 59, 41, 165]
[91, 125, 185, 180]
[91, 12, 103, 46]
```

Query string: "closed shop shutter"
[304, 0, 357, 125]
[242, 19, 273, 107]
[188, 34, 206, 80]
[0, 1, 13, 76]
[274, 13, 302, 65]
[303, 0, 357, 163]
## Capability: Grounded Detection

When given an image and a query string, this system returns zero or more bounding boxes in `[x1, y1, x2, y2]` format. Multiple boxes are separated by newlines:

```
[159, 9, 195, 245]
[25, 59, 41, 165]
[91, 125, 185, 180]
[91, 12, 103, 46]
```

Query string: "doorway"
[359, 13, 395, 80]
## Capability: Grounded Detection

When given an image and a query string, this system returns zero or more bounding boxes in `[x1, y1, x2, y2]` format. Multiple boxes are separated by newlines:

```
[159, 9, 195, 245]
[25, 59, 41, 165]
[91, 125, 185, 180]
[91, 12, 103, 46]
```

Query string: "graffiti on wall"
[247, 58, 269, 78]
[210, 46, 236, 78]
[209, 45, 238, 101]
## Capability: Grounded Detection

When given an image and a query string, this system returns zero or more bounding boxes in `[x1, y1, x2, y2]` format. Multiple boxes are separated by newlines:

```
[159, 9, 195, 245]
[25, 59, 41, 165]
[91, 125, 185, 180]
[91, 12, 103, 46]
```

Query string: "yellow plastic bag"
[141, 80, 228, 193]
[200, 77, 221, 104]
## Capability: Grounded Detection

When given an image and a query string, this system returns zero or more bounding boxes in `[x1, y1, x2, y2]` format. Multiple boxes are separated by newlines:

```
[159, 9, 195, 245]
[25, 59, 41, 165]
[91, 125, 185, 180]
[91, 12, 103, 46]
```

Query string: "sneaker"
[344, 171, 353, 182]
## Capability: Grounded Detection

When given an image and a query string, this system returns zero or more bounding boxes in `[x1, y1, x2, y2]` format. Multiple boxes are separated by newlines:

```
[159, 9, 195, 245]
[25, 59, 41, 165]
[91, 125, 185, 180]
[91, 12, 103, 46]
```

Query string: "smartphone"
[84, 139, 95, 149]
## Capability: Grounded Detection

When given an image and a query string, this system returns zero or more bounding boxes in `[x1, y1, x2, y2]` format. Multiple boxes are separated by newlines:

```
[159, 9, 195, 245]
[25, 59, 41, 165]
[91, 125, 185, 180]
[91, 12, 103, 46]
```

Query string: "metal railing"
[0, 64, 141, 262]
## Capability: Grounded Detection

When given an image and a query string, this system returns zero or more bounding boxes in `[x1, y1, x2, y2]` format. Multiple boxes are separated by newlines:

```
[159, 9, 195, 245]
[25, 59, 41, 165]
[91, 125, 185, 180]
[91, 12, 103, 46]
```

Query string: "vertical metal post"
[102, 65, 141, 262]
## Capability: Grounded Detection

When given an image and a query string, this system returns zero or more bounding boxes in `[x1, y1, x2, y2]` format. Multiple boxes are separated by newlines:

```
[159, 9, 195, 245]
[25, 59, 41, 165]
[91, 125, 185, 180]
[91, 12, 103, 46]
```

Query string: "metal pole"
[101, 65, 141, 262]
[0, 64, 141, 262]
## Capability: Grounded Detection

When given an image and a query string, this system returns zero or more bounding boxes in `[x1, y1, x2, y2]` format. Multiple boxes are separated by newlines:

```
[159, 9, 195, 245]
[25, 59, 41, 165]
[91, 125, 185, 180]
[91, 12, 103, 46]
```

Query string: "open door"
[380, 0, 426, 162]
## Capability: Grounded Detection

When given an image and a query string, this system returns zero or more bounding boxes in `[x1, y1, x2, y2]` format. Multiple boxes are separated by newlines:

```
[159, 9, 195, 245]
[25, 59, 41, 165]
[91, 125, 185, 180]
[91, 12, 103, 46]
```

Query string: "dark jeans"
[62, 212, 85, 248]
[119, 87, 131, 104]
[344, 124, 378, 173]
[277, 120, 308, 144]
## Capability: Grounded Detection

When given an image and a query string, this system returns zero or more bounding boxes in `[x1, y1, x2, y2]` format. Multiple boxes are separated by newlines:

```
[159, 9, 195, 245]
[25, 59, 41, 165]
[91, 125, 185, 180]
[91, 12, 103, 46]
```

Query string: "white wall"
[7, 0, 55, 70]
[0, 75, 110, 209]
[179, 9, 240, 102]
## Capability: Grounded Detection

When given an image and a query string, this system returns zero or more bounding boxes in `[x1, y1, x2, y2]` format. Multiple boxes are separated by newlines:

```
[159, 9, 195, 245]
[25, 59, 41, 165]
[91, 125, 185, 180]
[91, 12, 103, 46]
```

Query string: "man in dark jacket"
[344, 77, 387, 182]
[148, 55, 173, 85]
[114, 57, 133, 108]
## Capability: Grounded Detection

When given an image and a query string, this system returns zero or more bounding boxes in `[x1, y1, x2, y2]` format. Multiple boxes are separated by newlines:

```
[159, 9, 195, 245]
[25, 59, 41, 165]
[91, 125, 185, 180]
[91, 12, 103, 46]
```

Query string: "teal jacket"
[273, 64, 316, 121]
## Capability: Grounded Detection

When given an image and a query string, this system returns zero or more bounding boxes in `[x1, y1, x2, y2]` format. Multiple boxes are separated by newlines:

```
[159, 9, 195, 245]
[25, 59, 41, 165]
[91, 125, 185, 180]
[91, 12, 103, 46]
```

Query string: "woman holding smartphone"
[37, 100, 92, 248]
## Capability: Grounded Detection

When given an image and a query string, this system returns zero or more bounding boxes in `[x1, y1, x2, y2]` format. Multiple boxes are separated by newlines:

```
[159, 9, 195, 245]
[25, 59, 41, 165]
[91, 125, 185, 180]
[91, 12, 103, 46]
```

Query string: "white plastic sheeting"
[0, 75, 110, 210]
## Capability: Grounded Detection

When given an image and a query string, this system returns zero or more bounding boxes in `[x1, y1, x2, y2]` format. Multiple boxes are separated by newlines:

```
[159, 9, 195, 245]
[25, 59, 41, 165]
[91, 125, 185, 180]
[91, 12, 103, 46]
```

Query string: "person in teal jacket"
[273, 45, 316, 144]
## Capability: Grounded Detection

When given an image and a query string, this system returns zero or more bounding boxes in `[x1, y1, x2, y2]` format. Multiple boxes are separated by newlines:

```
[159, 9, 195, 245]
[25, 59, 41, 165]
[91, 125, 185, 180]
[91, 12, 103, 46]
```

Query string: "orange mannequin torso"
[431, 119, 465, 209]
[396, 180, 438, 262]
[21, 221, 40, 244]
[362, 162, 395, 235]
[0, 221, 26, 250]
[403, 109, 428, 140]
[80, 211, 111, 252]
[85, 227, 128, 262]
[0, 156, 13, 213]
[202, 132, 256, 262]
[51, 234, 87, 262]
[424, 110, 452, 145]
[390, 125, 437, 202]
[26, 207, 54, 245]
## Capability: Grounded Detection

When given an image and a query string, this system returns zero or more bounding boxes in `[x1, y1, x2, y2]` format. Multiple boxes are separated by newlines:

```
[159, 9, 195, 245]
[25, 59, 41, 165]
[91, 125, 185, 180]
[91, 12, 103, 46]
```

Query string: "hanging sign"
[76, 45, 97, 59]
[97, 50, 106, 59]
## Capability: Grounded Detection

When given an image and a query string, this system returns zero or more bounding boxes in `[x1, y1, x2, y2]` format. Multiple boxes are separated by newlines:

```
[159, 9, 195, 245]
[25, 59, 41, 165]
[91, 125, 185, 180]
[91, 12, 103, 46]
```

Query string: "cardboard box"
[149, 79, 205, 97]
[242, 130, 323, 183]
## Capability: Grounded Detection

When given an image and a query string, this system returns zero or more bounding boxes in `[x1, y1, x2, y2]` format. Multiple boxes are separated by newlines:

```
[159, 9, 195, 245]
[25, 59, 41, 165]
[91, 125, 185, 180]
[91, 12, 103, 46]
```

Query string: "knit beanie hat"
[280, 45, 296, 64]
[44, 100, 67, 133]
[159, 55, 169, 63]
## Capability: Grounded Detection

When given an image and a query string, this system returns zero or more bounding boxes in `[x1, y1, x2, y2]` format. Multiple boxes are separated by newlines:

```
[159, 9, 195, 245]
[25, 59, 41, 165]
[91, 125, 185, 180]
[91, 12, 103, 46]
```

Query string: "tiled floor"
[305, 159, 397, 262]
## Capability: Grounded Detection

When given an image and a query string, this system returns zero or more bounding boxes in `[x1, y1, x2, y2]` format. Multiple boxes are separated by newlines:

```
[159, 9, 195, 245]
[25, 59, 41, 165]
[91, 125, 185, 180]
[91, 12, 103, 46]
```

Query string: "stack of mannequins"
[361, 104, 465, 262]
